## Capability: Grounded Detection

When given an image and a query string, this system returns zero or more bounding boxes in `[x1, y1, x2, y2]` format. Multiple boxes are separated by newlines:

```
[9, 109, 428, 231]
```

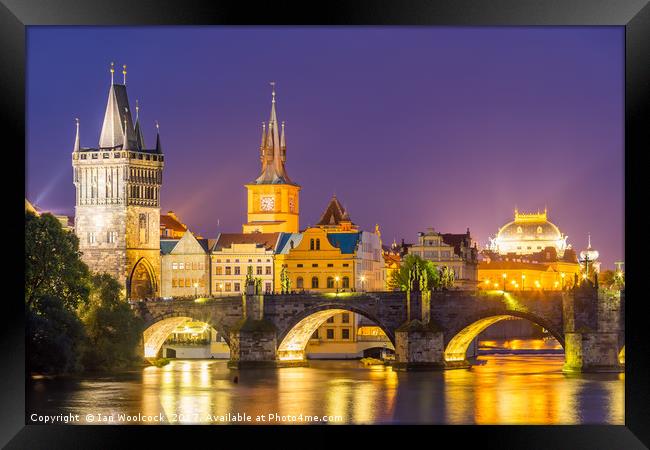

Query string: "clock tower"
[243, 83, 300, 233]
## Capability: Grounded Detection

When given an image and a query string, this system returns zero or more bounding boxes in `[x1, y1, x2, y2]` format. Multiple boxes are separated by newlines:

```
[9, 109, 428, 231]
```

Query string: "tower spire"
[73, 118, 80, 152]
[280, 120, 286, 152]
[122, 112, 130, 150]
[110, 62, 114, 84]
[134, 100, 145, 150]
[122, 64, 127, 84]
[155, 120, 162, 154]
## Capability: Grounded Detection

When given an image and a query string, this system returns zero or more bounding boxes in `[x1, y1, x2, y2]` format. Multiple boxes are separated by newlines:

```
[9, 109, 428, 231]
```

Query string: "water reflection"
[28, 355, 623, 425]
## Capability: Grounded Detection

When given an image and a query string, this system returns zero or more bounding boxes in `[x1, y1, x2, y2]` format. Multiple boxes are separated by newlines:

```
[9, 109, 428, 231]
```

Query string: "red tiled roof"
[212, 233, 279, 252]
[160, 213, 187, 232]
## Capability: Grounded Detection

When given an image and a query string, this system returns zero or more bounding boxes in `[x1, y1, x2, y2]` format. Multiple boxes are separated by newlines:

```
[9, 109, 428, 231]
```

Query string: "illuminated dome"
[489, 208, 568, 256]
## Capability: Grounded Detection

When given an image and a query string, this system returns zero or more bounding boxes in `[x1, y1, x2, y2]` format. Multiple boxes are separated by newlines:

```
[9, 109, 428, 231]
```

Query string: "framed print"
[5, 0, 649, 447]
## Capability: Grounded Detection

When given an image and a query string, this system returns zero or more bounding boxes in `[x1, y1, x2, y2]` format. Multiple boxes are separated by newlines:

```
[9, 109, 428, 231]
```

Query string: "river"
[28, 352, 623, 425]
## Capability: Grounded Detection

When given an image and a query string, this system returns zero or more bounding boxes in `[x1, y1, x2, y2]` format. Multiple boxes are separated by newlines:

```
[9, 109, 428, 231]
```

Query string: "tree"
[25, 212, 90, 375]
[78, 273, 144, 371]
[389, 254, 441, 291]
[439, 266, 455, 289]
[25, 212, 91, 311]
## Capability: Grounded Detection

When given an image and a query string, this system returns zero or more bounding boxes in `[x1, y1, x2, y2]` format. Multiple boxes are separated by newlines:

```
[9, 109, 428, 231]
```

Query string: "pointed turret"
[134, 100, 146, 150]
[73, 118, 80, 152]
[122, 113, 131, 151]
[260, 122, 267, 167]
[99, 62, 137, 149]
[155, 121, 163, 154]
[254, 82, 293, 185]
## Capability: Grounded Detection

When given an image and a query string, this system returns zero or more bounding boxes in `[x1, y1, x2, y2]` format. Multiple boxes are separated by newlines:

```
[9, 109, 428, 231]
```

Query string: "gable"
[170, 231, 207, 255]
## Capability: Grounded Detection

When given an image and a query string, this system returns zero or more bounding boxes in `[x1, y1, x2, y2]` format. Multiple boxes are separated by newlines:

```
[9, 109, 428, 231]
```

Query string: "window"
[265, 266, 272, 275]
[234, 283, 240, 292]
[312, 263, 318, 268]
[326, 329, 334, 340]
[311, 330, 319, 339]
[342, 276, 350, 289]
[215, 267, 222, 275]
[327, 277, 334, 288]
[88, 232, 96, 244]
[342, 263, 349, 268]
[296, 277, 304, 289]
[327, 316, 334, 323]
[265, 282, 271, 292]
[107, 231, 117, 243]
[311, 277, 319, 289]
[225, 267, 231, 275]
[257, 259, 262, 263]
[138, 213, 148, 244]
[179, 262, 185, 270]
[248, 259, 252, 263]
[342, 329, 350, 340]
[342, 313, 350, 324]
[225, 283, 232, 292]
[310, 239, 315, 250]
[235, 259, 240, 263]
[256, 266, 263, 275]
[327, 263, 334, 268]
[234, 267, 241, 275]
[297, 264, 303, 268]
[316, 239, 321, 250]
[172, 278, 177, 288]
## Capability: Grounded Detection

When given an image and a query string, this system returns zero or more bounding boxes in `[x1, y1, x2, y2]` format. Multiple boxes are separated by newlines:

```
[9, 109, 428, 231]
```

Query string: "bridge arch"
[276, 303, 395, 361]
[143, 312, 231, 359]
[444, 310, 565, 363]
[128, 257, 157, 300]
[619, 345, 625, 365]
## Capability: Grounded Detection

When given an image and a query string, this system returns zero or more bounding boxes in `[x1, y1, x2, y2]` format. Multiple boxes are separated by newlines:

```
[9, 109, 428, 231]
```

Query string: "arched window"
[316, 239, 321, 250]
[296, 276, 303, 289]
[342, 276, 350, 289]
[311, 277, 319, 289]
[327, 277, 334, 288]
[310, 239, 315, 250]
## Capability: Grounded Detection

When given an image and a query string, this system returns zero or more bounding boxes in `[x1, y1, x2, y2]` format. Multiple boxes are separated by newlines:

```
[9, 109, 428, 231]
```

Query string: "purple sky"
[26, 27, 624, 269]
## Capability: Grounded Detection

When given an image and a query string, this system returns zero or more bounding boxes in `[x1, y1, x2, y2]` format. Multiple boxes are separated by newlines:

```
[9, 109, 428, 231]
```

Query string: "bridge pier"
[562, 285, 623, 373]
[392, 319, 447, 371]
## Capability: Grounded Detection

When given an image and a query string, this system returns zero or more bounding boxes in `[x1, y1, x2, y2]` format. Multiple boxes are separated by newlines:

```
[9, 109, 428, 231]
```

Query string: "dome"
[489, 209, 568, 256]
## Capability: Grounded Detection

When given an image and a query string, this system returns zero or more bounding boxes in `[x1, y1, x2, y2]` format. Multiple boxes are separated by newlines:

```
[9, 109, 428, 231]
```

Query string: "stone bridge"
[135, 285, 624, 373]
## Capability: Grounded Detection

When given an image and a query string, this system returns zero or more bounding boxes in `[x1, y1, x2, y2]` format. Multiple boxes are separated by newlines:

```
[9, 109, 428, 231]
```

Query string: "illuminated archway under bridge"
[142, 314, 231, 359]
[276, 305, 396, 361]
[443, 313, 565, 362]
[135, 289, 623, 372]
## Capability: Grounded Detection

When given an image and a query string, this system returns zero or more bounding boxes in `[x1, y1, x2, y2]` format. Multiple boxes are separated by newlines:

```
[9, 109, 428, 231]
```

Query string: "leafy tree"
[79, 273, 144, 371]
[389, 254, 441, 291]
[25, 212, 90, 374]
[25, 212, 91, 311]
[27, 296, 86, 375]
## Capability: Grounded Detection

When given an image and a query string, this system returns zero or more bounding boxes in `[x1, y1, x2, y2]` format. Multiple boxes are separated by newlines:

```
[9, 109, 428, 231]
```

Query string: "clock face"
[289, 197, 295, 212]
[260, 196, 275, 211]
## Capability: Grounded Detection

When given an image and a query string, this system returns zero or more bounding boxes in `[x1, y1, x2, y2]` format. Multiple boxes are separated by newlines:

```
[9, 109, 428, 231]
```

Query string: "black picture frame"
[5, 0, 648, 447]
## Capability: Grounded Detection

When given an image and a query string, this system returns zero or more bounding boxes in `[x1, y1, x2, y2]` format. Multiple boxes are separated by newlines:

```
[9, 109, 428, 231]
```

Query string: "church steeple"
[254, 82, 293, 185]
[155, 121, 163, 154]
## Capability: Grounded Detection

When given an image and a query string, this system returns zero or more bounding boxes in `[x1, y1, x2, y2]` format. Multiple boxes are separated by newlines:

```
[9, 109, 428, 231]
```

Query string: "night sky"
[26, 27, 624, 269]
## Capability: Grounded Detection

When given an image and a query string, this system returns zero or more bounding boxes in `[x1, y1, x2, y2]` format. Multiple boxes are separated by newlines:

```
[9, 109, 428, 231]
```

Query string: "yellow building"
[243, 84, 300, 234]
[160, 230, 210, 298]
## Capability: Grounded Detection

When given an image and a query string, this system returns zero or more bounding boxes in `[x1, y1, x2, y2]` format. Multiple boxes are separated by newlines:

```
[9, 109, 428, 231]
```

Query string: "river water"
[28, 353, 623, 425]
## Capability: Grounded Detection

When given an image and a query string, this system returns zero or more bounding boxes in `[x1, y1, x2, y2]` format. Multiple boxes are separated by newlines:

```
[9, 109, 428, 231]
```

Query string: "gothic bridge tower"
[243, 82, 301, 233]
[72, 63, 164, 299]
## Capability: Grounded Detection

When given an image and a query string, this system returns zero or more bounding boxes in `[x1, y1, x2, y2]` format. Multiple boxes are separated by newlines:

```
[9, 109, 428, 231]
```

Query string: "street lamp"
[360, 275, 366, 292]
[502, 273, 507, 291]
[521, 274, 526, 291]
[335, 276, 340, 294]
[560, 272, 566, 290]
[218, 283, 223, 296]
[193, 282, 198, 298]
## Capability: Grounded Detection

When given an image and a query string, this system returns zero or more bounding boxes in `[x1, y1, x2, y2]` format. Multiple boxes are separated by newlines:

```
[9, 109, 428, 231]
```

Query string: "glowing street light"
[560, 272, 566, 290]
[360, 275, 366, 292]
[502, 273, 507, 291]
[335, 275, 340, 294]
[193, 282, 198, 298]
[521, 274, 526, 291]
[218, 283, 224, 296]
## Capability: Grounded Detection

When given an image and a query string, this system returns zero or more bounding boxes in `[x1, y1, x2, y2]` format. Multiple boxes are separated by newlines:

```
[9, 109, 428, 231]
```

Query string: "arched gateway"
[136, 287, 623, 373]
[128, 257, 157, 300]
